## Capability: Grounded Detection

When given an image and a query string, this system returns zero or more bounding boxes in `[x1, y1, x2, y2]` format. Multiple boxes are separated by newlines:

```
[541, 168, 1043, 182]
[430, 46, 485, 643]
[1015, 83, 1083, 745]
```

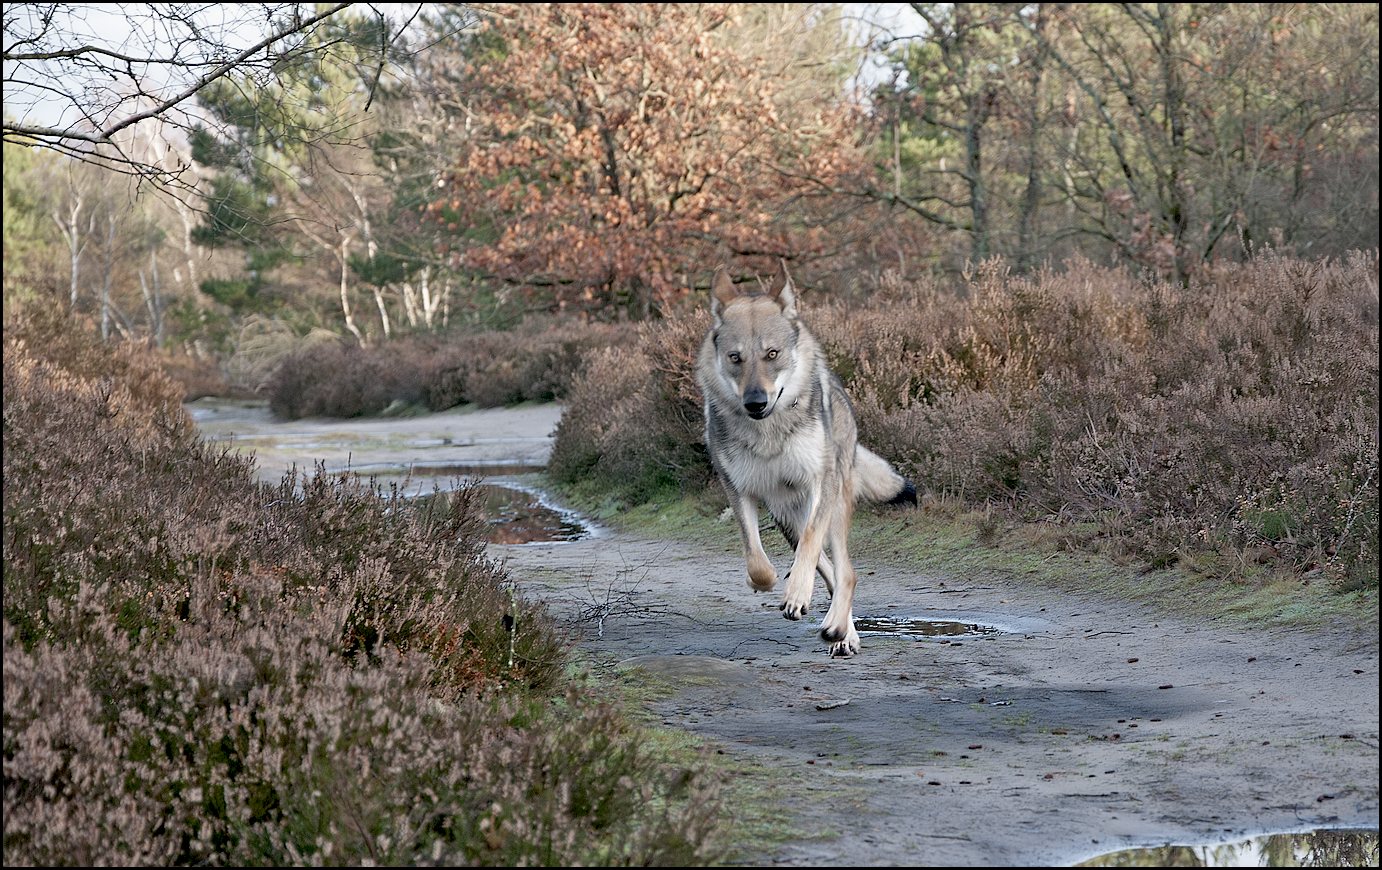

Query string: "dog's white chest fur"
[718, 413, 828, 506]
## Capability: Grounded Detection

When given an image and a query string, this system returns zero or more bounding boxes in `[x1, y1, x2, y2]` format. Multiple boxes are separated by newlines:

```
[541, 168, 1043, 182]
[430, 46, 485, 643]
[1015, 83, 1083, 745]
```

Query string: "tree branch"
[2, 3, 355, 149]
[100, 3, 355, 142]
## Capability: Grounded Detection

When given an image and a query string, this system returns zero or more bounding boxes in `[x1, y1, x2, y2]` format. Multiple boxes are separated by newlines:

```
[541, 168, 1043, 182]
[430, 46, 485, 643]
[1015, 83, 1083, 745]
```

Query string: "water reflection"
[854, 615, 1003, 639]
[345, 462, 597, 544]
[480, 484, 589, 544]
[1078, 829, 1379, 867]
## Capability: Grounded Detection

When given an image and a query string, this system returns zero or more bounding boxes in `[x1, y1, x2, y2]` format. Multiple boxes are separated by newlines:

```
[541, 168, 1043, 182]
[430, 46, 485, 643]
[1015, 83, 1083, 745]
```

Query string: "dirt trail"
[190, 399, 1378, 865]
[493, 533, 1378, 866]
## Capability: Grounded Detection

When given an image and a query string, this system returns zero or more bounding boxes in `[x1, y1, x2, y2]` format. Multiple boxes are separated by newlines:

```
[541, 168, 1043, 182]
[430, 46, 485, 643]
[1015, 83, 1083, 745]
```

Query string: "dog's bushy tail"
[854, 446, 917, 506]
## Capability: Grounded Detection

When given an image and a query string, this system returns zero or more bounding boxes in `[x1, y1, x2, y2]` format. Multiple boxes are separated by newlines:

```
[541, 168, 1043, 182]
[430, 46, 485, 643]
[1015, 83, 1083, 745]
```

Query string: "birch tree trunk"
[400, 281, 420, 328]
[139, 246, 164, 345]
[372, 286, 391, 339]
[339, 234, 364, 345]
[51, 189, 91, 309]
[420, 266, 441, 329]
[100, 203, 115, 342]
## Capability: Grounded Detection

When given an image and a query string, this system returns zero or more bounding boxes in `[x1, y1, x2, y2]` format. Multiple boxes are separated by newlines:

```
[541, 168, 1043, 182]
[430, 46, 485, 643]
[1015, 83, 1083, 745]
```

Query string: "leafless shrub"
[159, 346, 255, 401]
[567, 550, 706, 639]
[265, 321, 637, 419]
[265, 337, 432, 418]
[547, 311, 713, 503]
[424, 321, 638, 412]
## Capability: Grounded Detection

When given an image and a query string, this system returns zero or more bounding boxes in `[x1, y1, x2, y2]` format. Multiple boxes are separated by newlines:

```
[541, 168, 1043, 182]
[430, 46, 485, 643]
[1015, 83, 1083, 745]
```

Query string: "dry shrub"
[424, 321, 637, 412]
[846, 251, 1379, 583]
[4, 305, 192, 438]
[159, 347, 254, 401]
[266, 338, 435, 419]
[3, 312, 722, 865]
[550, 252, 1378, 585]
[266, 321, 636, 419]
[546, 311, 712, 503]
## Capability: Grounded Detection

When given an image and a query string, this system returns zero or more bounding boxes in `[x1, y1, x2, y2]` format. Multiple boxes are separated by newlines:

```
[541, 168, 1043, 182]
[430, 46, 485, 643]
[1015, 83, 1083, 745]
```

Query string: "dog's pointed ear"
[712, 265, 737, 305]
[711, 265, 736, 325]
[766, 258, 797, 315]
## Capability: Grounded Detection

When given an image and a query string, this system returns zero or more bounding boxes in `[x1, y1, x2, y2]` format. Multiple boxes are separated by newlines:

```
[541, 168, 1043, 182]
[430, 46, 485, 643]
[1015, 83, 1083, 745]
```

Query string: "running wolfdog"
[696, 260, 916, 657]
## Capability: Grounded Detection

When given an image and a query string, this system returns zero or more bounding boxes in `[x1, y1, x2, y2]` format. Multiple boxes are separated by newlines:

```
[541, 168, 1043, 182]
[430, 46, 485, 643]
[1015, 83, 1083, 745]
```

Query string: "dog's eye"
[765, 349, 779, 360]
[727, 352, 741, 364]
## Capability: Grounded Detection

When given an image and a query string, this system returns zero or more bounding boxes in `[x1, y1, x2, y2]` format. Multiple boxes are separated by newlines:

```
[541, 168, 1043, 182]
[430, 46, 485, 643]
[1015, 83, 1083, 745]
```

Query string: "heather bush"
[5, 304, 192, 438]
[266, 320, 637, 420]
[550, 252, 1379, 587]
[849, 252, 1380, 585]
[546, 313, 713, 504]
[3, 312, 722, 864]
[266, 338, 435, 419]
[425, 321, 637, 412]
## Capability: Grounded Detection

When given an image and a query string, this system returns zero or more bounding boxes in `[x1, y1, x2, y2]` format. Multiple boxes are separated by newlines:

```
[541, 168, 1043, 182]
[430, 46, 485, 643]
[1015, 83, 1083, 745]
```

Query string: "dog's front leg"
[729, 489, 777, 592]
[780, 488, 828, 620]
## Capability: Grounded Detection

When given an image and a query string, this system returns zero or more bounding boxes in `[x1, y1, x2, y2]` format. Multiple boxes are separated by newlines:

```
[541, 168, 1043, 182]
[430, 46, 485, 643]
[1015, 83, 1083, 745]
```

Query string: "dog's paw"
[821, 622, 860, 657]
[747, 558, 777, 592]
[779, 594, 810, 620]
[827, 637, 858, 658]
[747, 572, 777, 592]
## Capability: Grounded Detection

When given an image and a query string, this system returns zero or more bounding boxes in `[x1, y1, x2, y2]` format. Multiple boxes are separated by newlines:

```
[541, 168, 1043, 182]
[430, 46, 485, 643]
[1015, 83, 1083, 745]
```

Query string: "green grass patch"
[847, 502, 1378, 632]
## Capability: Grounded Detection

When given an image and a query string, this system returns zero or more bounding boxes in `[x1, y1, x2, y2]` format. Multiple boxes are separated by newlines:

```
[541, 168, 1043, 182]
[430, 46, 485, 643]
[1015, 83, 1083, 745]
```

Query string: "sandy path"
[493, 533, 1379, 866]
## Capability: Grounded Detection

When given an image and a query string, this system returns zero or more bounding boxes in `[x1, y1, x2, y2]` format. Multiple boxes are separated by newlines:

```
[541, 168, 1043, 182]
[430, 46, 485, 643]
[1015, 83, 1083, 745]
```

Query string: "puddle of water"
[854, 615, 1003, 639]
[353, 461, 544, 494]
[480, 484, 589, 544]
[352, 463, 597, 545]
[408, 462, 551, 479]
[1076, 828, 1378, 867]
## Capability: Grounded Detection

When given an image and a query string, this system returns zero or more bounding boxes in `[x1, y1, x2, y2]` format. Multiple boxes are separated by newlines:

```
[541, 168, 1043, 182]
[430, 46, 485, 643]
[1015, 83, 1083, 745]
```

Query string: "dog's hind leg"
[816, 554, 836, 597]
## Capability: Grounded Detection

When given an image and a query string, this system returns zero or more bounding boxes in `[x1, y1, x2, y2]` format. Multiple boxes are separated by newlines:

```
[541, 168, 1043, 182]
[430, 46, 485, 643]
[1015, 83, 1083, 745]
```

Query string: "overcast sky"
[3, 4, 295, 131]
[3, 3, 926, 135]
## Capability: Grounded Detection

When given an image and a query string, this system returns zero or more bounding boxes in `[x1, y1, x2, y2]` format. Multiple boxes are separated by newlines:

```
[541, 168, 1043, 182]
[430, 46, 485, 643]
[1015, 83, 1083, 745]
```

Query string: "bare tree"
[49, 163, 95, 308]
[3, 3, 361, 189]
[1023, 3, 1379, 278]
[852, 3, 1378, 278]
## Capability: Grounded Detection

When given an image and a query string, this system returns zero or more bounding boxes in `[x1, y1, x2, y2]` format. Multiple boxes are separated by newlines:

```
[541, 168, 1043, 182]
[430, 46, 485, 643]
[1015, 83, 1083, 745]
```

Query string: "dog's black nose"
[743, 387, 768, 417]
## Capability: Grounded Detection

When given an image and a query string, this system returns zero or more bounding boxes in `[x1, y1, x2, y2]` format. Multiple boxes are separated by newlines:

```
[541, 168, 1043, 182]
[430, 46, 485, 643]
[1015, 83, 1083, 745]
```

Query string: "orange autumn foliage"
[424, 3, 862, 316]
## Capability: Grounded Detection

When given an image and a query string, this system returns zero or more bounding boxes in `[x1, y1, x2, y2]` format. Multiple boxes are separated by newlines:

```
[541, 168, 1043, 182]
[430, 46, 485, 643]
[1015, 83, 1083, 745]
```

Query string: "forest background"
[5, 4, 1375, 346]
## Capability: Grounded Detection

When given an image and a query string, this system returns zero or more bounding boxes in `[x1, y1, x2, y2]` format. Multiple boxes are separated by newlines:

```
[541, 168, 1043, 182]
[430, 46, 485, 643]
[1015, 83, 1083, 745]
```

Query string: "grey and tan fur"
[695, 260, 916, 657]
